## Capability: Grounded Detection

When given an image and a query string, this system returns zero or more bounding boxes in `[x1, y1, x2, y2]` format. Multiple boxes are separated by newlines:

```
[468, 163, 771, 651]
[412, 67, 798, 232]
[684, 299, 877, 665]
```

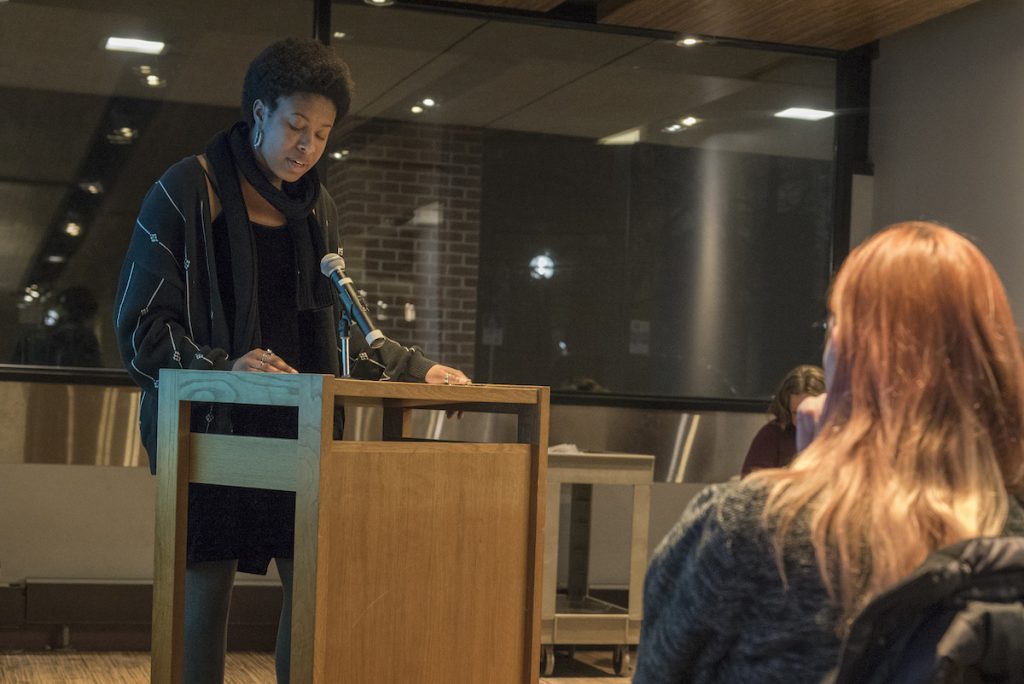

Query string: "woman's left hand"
[426, 364, 471, 419]
[425, 364, 471, 386]
[795, 393, 827, 452]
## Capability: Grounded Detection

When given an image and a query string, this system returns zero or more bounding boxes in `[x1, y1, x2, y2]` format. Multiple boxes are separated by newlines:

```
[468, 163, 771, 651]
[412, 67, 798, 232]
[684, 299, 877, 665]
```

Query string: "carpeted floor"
[0, 649, 633, 683]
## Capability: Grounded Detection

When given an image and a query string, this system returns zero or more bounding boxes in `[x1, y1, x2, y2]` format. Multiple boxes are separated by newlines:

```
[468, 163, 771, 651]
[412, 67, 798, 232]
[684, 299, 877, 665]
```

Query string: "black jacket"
[114, 156, 436, 472]
[829, 534, 1024, 683]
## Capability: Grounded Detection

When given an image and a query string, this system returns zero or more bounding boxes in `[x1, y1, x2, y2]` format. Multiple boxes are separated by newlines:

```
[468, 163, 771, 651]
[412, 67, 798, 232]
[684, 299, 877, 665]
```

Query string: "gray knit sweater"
[633, 480, 1024, 683]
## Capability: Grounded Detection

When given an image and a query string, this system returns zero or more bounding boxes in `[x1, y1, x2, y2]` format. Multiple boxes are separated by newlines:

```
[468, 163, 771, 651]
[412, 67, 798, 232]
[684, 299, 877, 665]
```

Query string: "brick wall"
[324, 119, 482, 376]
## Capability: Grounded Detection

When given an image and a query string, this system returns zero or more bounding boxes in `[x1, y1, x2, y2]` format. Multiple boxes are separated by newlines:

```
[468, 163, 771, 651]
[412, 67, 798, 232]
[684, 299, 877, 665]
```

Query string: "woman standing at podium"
[114, 38, 469, 683]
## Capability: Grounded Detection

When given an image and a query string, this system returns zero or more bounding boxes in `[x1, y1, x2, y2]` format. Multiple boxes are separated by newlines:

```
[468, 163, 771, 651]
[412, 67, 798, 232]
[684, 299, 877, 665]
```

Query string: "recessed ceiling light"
[329, 149, 350, 161]
[676, 37, 702, 47]
[64, 221, 82, 237]
[333, 31, 347, 40]
[107, 126, 139, 144]
[105, 37, 166, 55]
[79, 181, 104, 194]
[410, 105, 424, 114]
[662, 124, 683, 134]
[144, 74, 166, 88]
[421, 98, 436, 107]
[774, 107, 834, 121]
[681, 116, 701, 127]
[363, 0, 395, 6]
[45, 255, 67, 264]
[136, 65, 153, 75]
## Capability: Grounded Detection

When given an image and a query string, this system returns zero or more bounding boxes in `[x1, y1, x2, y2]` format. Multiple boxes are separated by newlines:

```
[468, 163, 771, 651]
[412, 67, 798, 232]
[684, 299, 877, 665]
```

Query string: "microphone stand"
[337, 308, 352, 378]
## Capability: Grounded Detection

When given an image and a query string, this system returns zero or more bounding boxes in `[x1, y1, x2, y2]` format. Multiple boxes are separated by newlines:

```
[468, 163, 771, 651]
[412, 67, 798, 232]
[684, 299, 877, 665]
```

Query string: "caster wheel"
[612, 645, 631, 675]
[541, 644, 555, 676]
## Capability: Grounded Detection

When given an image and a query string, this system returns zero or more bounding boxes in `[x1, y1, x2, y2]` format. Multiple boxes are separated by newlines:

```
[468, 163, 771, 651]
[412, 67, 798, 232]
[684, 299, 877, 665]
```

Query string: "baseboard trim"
[0, 581, 281, 651]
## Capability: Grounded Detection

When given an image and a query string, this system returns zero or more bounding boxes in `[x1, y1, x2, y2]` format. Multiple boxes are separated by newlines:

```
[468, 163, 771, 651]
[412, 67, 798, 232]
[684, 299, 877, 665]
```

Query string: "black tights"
[183, 558, 294, 684]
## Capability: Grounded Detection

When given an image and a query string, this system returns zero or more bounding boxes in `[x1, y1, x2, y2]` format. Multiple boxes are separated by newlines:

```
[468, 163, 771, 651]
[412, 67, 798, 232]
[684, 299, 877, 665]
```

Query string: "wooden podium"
[152, 369, 549, 683]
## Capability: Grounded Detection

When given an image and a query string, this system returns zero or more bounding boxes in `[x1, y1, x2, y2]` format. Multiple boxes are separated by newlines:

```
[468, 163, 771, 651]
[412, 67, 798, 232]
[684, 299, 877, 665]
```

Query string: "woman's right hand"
[231, 348, 297, 374]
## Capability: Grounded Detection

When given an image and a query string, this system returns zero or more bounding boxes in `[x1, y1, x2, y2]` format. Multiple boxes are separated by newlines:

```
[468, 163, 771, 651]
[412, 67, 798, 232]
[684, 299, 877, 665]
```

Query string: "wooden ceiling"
[438, 0, 981, 50]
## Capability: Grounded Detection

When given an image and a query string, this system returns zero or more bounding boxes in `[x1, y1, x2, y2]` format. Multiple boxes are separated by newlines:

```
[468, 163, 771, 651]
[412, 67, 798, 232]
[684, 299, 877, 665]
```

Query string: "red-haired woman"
[634, 222, 1024, 682]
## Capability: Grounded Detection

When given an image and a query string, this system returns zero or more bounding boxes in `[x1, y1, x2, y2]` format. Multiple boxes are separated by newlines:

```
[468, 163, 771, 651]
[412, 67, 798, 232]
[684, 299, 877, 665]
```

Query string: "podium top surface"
[159, 369, 548, 409]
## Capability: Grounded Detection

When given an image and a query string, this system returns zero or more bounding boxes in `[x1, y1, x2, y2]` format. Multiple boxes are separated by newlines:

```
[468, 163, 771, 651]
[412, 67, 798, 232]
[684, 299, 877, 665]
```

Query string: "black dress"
[186, 220, 300, 574]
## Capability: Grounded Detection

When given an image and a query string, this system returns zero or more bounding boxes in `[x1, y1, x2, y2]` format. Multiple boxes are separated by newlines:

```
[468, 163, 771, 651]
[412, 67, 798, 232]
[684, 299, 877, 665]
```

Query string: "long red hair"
[754, 221, 1024, 629]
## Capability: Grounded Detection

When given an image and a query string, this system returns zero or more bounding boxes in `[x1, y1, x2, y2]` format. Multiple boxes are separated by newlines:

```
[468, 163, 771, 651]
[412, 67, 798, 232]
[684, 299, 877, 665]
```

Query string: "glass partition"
[0, 0, 312, 369]
[326, 3, 836, 399]
[0, 0, 836, 401]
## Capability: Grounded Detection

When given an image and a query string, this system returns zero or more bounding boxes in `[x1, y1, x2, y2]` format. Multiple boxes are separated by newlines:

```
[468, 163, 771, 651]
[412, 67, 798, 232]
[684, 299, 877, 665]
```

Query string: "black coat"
[114, 156, 436, 472]
[828, 533, 1024, 683]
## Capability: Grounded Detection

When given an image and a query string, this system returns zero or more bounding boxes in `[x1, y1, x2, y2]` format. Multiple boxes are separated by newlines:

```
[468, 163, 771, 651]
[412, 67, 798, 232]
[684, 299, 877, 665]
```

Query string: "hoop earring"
[253, 127, 263, 148]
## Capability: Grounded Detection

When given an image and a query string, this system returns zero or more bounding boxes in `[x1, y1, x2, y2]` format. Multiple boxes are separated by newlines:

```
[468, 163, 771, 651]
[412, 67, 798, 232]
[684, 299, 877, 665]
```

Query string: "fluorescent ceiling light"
[599, 127, 641, 145]
[105, 37, 166, 55]
[774, 107, 833, 121]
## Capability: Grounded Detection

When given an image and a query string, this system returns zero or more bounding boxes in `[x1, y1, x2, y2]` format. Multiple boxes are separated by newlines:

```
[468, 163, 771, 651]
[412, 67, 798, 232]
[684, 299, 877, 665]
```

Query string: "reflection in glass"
[0, 1, 836, 400]
[529, 254, 556, 280]
[0, 1, 310, 368]
[323, 3, 836, 399]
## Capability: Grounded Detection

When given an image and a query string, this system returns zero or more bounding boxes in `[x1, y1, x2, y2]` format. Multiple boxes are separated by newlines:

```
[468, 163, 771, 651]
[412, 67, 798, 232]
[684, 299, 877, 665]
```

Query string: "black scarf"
[204, 121, 333, 353]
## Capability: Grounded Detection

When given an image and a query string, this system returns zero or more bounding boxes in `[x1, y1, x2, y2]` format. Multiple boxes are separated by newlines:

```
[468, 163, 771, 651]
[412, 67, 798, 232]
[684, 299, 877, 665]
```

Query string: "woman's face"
[252, 92, 336, 188]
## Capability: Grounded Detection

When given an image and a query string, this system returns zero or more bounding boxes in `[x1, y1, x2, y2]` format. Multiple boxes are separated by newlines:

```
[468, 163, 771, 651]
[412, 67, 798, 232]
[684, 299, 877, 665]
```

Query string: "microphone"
[320, 253, 386, 349]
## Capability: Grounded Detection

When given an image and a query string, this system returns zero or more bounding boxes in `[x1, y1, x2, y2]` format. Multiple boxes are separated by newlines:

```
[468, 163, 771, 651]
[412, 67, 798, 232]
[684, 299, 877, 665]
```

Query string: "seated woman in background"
[633, 221, 1024, 683]
[740, 364, 825, 477]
